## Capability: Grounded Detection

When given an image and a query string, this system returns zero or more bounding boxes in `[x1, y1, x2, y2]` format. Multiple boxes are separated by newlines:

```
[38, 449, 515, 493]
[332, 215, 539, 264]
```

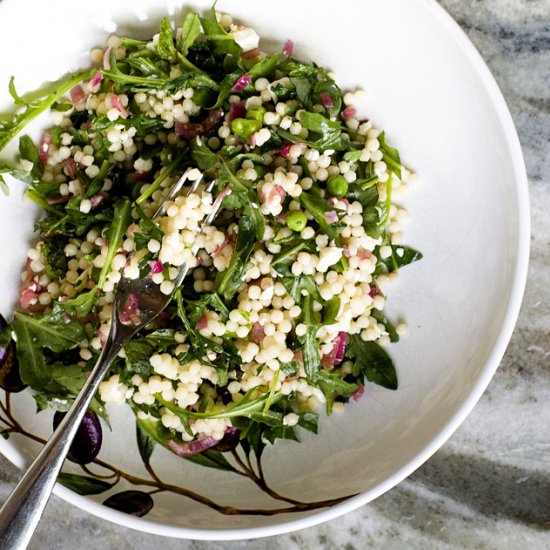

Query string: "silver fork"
[0, 168, 224, 549]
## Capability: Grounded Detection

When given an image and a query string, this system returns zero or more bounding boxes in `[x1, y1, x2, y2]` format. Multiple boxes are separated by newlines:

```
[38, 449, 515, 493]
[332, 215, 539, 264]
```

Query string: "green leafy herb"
[346, 335, 398, 390]
[0, 70, 90, 155]
[179, 12, 201, 55]
[157, 17, 177, 62]
[97, 197, 131, 289]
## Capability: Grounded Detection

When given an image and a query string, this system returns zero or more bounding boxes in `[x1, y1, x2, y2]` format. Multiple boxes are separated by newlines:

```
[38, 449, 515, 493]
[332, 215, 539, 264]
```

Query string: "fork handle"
[0, 335, 124, 550]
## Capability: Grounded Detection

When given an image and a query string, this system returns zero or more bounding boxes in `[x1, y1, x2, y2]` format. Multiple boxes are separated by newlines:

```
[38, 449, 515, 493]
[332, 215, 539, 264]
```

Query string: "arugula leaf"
[133, 204, 164, 250]
[89, 114, 166, 137]
[157, 17, 177, 62]
[123, 340, 154, 381]
[313, 79, 342, 118]
[57, 473, 114, 495]
[215, 213, 258, 303]
[179, 12, 201, 55]
[0, 70, 90, 155]
[248, 53, 281, 79]
[12, 308, 84, 388]
[40, 235, 69, 278]
[8, 76, 25, 106]
[380, 244, 423, 272]
[299, 191, 341, 240]
[0, 159, 33, 194]
[185, 292, 229, 326]
[370, 309, 399, 343]
[300, 294, 320, 379]
[97, 197, 131, 289]
[191, 139, 220, 172]
[313, 370, 358, 414]
[199, 6, 242, 60]
[18, 135, 41, 178]
[378, 132, 402, 178]
[12, 315, 49, 388]
[14, 309, 84, 353]
[297, 411, 319, 434]
[298, 111, 342, 147]
[347, 335, 398, 390]
[156, 386, 280, 421]
[57, 289, 97, 317]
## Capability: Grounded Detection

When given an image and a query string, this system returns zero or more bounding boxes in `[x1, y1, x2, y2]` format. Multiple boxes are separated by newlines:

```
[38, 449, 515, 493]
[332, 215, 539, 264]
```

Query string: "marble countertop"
[1, 0, 548, 548]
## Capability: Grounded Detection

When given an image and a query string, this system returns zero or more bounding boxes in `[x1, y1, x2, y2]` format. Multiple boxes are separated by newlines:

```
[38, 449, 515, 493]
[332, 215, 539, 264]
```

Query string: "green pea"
[286, 210, 307, 232]
[327, 174, 349, 197]
[285, 100, 300, 115]
[231, 118, 262, 139]
[246, 105, 266, 123]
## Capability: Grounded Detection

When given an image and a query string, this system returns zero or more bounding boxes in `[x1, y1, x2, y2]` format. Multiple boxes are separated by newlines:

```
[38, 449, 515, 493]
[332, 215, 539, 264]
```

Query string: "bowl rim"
[0, 0, 530, 540]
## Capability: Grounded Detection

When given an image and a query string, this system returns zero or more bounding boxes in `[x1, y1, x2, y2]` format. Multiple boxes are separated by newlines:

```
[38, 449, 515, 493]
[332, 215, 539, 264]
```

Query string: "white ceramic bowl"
[0, 0, 529, 540]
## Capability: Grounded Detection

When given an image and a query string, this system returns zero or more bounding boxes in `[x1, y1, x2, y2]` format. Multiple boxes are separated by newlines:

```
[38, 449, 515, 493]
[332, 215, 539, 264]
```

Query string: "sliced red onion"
[242, 47, 260, 59]
[272, 184, 286, 204]
[342, 105, 357, 120]
[278, 143, 292, 158]
[357, 249, 371, 260]
[175, 108, 223, 139]
[212, 236, 230, 259]
[110, 95, 128, 117]
[250, 322, 265, 344]
[88, 70, 103, 93]
[231, 74, 252, 92]
[196, 314, 208, 330]
[352, 384, 365, 402]
[19, 288, 40, 311]
[321, 331, 346, 367]
[19, 261, 45, 312]
[46, 195, 69, 206]
[149, 260, 163, 274]
[212, 427, 240, 452]
[368, 286, 378, 298]
[167, 436, 219, 457]
[320, 92, 334, 108]
[39, 132, 51, 165]
[229, 103, 246, 121]
[63, 158, 77, 179]
[70, 85, 85, 105]
[211, 186, 230, 212]
[119, 292, 141, 326]
[131, 170, 152, 184]
[282, 40, 294, 57]
[342, 245, 351, 258]
[324, 211, 338, 224]
[90, 192, 107, 210]
[103, 46, 112, 70]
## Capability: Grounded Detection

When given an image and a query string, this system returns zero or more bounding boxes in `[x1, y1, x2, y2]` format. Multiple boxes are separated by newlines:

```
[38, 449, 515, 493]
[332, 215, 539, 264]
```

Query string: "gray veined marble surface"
[0, 0, 549, 548]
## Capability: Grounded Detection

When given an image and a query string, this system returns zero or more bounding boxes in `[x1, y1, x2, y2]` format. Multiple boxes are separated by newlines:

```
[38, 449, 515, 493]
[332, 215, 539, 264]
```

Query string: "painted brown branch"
[1, 392, 356, 516]
[80, 463, 120, 481]
[144, 461, 162, 485]
[231, 448, 306, 506]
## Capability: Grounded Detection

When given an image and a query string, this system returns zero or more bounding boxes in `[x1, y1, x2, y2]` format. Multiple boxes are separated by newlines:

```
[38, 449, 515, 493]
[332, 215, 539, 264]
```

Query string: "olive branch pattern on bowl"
[0, 388, 355, 517]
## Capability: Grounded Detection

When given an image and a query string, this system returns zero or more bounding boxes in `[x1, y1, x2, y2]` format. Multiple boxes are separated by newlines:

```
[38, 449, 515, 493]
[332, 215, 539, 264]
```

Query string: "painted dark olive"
[212, 427, 240, 453]
[53, 409, 102, 464]
[0, 313, 26, 393]
[103, 490, 154, 517]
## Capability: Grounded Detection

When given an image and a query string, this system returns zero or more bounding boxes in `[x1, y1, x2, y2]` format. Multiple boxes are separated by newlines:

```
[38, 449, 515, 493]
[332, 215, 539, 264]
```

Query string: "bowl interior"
[0, 0, 528, 539]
